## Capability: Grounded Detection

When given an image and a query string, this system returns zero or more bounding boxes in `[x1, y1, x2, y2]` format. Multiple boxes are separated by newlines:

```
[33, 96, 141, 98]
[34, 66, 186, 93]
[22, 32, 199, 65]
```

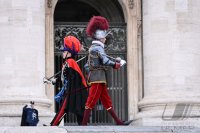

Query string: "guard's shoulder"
[90, 44, 103, 53]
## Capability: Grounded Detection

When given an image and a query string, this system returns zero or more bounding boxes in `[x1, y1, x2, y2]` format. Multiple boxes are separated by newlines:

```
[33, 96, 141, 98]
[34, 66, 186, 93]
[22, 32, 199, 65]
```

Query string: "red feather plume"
[86, 16, 109, 37]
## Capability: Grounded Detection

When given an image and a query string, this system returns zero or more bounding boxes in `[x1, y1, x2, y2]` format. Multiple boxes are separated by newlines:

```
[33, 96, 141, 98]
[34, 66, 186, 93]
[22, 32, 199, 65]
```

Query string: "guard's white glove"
[115, 57, 126, 67]
[120, 59, 126, 66]
[43, 78, 52, 84]
[43, 78, 56, 85]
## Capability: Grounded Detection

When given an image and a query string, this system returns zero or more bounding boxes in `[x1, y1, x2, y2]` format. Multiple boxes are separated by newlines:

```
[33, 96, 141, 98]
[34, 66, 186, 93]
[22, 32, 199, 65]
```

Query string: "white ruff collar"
[92, 40, 104, 48]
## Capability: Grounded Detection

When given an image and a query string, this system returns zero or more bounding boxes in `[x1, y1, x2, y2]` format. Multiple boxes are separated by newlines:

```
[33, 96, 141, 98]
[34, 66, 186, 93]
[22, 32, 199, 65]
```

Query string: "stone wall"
[0, 0, 53, 126]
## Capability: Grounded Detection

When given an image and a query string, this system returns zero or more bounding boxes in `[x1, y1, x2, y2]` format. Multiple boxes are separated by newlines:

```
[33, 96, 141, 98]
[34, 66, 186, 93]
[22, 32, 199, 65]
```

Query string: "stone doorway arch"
[54, 0, 124, 22]
[45, 0, 142, 124]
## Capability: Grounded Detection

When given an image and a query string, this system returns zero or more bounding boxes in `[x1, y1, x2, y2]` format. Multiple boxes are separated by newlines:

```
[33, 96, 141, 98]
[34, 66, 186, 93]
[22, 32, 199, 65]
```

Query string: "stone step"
[0, 126, 199, 133]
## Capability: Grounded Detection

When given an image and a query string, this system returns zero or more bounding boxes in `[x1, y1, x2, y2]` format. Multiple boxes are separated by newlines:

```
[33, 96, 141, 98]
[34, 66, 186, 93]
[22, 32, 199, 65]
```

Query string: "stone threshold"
[0, 126, 199, 133]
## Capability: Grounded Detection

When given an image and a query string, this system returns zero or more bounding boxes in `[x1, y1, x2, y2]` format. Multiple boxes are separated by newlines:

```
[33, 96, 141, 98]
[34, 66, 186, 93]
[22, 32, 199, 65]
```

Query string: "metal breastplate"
[88, 51, 107, 70]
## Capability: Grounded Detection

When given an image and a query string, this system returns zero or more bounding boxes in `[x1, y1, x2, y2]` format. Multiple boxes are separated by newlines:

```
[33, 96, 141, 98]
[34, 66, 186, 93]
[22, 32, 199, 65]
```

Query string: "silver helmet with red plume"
[86, 16, 110, 39]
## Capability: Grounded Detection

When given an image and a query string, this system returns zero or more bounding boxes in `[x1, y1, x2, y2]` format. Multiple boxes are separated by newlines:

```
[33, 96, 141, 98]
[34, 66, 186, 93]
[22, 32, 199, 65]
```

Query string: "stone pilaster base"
[132, 102, 200, 129]
[0, 97, 55, 126]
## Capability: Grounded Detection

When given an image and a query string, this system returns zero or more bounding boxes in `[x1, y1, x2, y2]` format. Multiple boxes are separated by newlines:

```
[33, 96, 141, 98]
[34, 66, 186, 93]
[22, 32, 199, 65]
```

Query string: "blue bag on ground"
[25, 108, 39, 126]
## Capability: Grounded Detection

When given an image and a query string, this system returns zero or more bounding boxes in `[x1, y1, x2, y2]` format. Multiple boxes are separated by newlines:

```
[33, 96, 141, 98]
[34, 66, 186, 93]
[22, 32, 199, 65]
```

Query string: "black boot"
[76, 114, 83, 125]
[107, 108, 124, 125]
[108, 108, 133, 125]
[122, 120, 133, 125]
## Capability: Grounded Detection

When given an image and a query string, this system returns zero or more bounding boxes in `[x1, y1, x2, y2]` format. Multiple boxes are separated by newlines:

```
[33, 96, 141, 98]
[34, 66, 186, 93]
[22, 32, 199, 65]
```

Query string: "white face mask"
[100, 38, 106, 44]
[63, 51, 68, 59]
[63, 51, 72, 59]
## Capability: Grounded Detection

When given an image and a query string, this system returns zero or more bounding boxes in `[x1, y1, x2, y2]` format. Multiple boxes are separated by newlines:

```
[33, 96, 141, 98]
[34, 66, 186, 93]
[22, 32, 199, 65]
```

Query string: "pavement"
[0, 126, 199, 133]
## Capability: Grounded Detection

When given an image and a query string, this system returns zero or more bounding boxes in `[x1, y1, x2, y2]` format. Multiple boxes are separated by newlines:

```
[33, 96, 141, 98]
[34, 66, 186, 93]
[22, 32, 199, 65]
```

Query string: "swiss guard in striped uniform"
[82, 16, 132, 125]
[50, 36, 88, 126]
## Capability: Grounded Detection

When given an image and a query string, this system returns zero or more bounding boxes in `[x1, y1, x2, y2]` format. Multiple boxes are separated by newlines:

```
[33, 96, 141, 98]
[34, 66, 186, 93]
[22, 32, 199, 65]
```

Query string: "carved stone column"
[45, 0, 58, 111]
[137, 0, 200, 126]
[0, 0, 53, 126]
[118, 0, 143, 121]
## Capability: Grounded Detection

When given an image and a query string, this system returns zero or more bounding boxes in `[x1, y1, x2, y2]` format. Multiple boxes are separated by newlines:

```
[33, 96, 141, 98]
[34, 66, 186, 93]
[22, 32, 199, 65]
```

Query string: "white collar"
[92, 40, 104, 48]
